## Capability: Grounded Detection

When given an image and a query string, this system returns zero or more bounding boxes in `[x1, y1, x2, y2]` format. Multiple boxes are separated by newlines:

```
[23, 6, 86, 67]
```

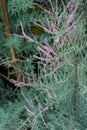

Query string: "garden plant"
[0, 0, 87, 130]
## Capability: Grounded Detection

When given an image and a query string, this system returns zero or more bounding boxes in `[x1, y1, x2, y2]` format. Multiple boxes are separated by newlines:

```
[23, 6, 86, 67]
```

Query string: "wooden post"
[0, 0, 21, 81]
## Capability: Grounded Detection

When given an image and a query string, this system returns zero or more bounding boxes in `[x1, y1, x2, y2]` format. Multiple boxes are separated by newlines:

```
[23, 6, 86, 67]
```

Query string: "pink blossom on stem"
[66, 0, 76, 12]
[38, 46, 49, 56]
[53, 38, 59, 45]
[45, 54, 52, 64]
[59, 37, 68, 48]
[46, 19, 52, 31]
[67, 3, 78, 26]
[33, 38, 61, 70]
[54, 57, 60, 62]
[44, 38, 50, 46]
[68, 24, 76, 35]
[42, 45, 57, 55]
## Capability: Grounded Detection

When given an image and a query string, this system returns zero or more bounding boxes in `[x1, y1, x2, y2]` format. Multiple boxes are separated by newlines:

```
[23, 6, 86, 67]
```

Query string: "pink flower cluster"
[59, 0, 78, 48]
[33, 38, 61, 70]
[14, 0, 77, 74]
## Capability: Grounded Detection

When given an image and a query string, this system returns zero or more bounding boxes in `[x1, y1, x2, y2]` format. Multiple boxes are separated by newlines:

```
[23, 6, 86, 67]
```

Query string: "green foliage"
[0, 0, 87, 130]
[0, 92, 27, 130]
[8, 0, 34, 16]
[4, 36, 23, 53]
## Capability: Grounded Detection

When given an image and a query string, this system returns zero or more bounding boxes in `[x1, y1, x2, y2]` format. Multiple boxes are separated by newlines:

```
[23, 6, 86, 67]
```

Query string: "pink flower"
[67, 3, 78, 26]
[34, 38, 58, 65]
[59, 37, 68, 48]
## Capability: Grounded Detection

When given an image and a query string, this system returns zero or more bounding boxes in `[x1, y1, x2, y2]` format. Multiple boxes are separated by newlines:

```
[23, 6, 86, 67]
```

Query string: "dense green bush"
[0, 0, 87, 130]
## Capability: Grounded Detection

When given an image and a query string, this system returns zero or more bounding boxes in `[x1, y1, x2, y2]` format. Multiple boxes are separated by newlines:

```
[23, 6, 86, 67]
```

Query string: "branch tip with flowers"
[12, 0, 80, 84]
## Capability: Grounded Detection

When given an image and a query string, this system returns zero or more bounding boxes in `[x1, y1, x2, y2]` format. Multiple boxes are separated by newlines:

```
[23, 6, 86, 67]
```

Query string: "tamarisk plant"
[11, 0, 87, 130]
[0, 0, 87, 130]
[14, 0, 80, 80]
